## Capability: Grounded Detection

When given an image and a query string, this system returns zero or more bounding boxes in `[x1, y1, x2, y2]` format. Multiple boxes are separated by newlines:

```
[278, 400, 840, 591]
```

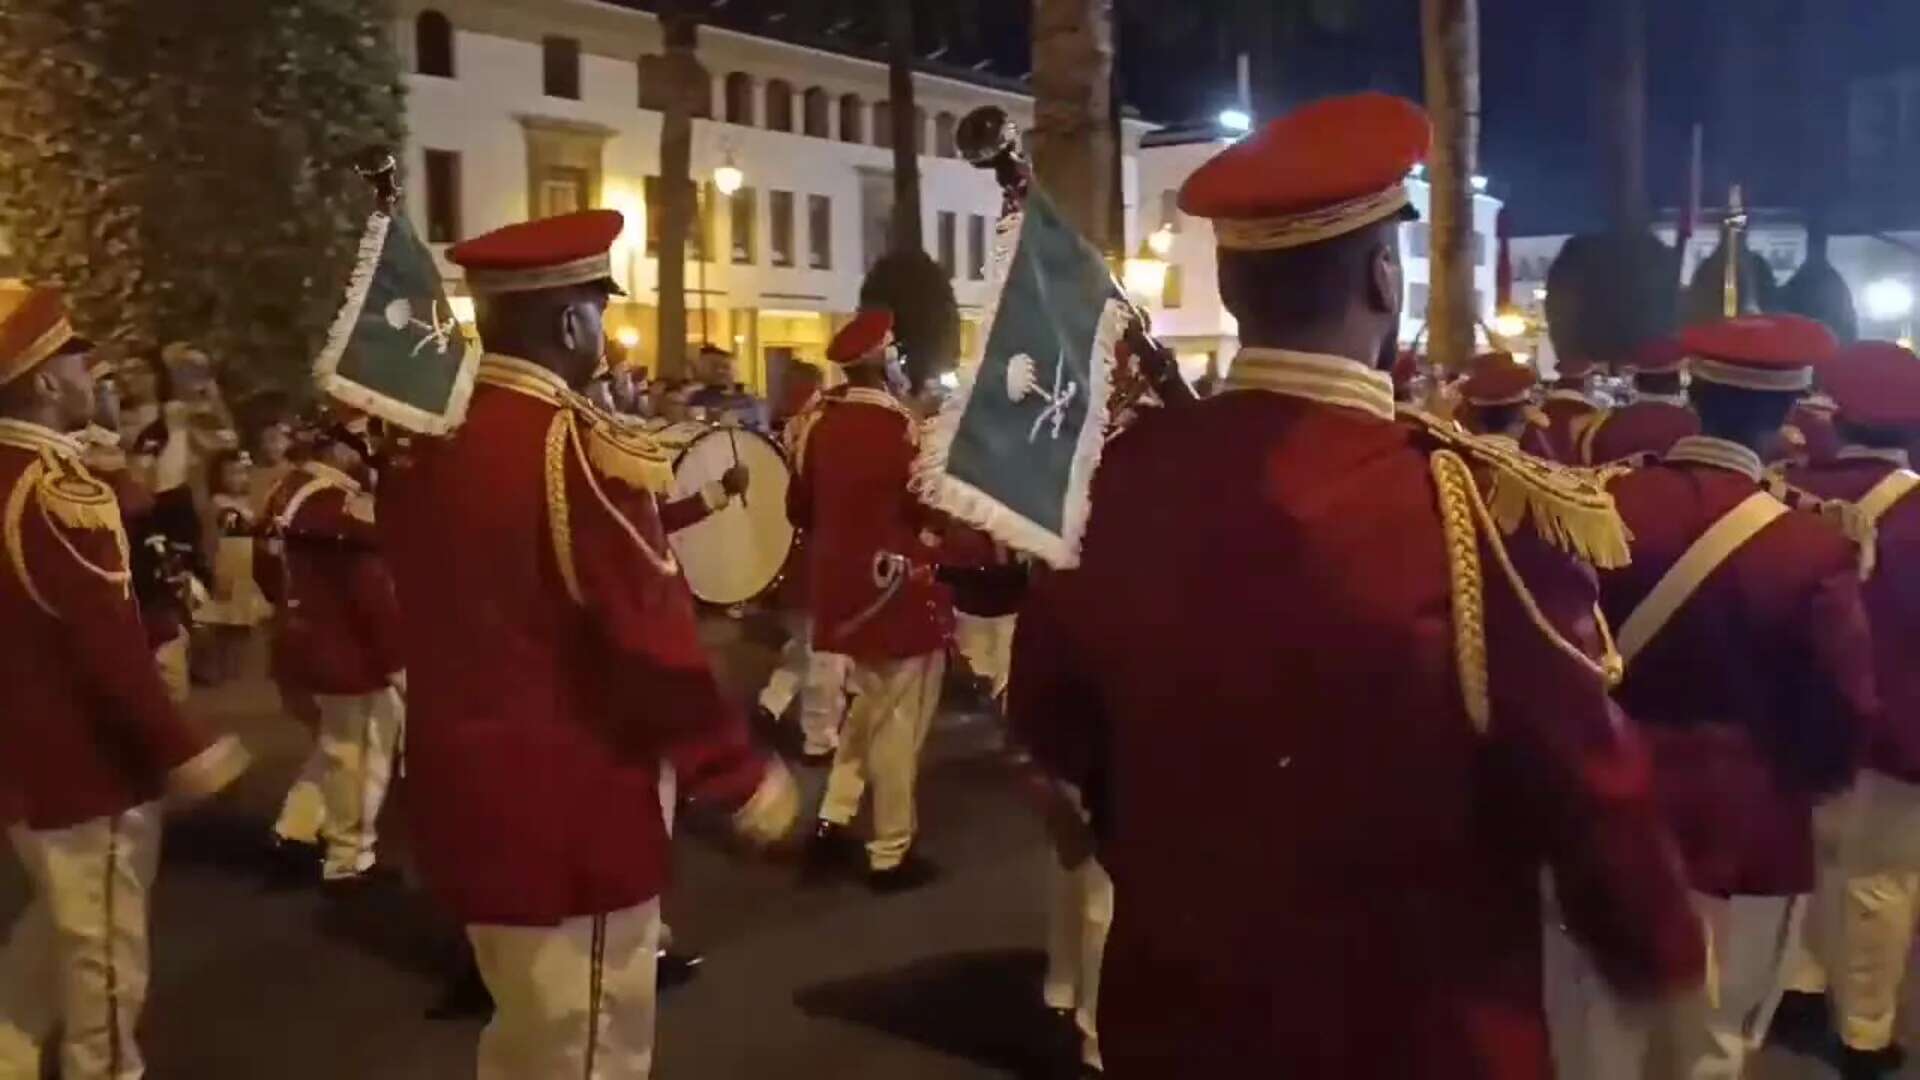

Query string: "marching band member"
[1772, 341, 1920, 1080]
[0, 288, 247, 1078]
[254, 421, 406, 891]
[1455, 351, 1540, 446]
[1577, 315, 1875, 1079]
[1011, 94, 1702, 1079]
[1574, 337, 1700, 465]
[1538, 353, 1605, 463]
[794, 308, 955, 892]
[379, 209, 796, 1078]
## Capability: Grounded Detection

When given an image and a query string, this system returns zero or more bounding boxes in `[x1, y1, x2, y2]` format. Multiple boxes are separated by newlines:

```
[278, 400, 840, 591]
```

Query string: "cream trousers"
[818, 652, 946, 871]
[0, 803, 163, 1080]
[1783, 771, 1920, 1051]
[1044, 855, 1112, 1072]
[954, 613, 1017, 702]
[297, 686, 405, 880]
[468, 898, 662, 1080]
[1544, 884, 1795, 1080]
[757, 617, 849, 757]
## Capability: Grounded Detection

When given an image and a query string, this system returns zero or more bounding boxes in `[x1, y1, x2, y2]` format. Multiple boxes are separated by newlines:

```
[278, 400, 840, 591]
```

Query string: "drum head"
[669, 428, 795, 606]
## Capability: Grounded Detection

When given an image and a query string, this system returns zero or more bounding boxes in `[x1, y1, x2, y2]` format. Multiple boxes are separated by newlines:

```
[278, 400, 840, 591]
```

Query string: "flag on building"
[916, 186, 1127, 569]
[314, 209, 477, 435]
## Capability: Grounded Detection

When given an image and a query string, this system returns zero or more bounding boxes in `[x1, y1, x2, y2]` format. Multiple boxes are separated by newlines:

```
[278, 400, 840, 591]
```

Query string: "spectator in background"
[196, 448, 271, 685]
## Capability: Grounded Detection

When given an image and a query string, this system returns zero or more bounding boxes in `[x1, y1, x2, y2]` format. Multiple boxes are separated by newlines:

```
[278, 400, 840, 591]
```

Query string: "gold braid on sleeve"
[1431, 450, 1492, 735]
[3, 465, 53, 617]
[544, 411, 585, 606]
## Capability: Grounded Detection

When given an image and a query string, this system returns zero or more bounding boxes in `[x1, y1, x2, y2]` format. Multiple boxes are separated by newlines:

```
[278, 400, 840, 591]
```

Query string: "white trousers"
[1783, 771, 1920, 1051]
[1544, 887, 1796, 1080]
[153, 632, 189, 707]
[468, 898, 662, 1080]
[758, 620, 849, 757]
[0, 803, 163, 1080]
[954, 613, 1017, 702]
[818, 652, 945, 871]
[1044, 855, 1112, 1072]
[270, 746, 329, 846]
[311, 687, 405, 880]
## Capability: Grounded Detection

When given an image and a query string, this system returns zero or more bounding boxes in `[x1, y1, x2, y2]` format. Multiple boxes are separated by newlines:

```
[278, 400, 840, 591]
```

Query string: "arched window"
[873, 100, 892, 149]
[803, 87, 830, 138]
[638, 54, 667, 110]
[839, 93, 864, 143]
[934, 112, 957, 158]
[765, 79, 794, 132]
[725, 72, 754, 125]
[416, 10, 454, 78]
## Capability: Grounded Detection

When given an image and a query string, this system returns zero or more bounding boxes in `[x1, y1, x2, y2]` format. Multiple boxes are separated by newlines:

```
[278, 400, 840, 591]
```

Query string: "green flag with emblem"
[314, 209, 476, 435]
[917, 186, 1128, 568]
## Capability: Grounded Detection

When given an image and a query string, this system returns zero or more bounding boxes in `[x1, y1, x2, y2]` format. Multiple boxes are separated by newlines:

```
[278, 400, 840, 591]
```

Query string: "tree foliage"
[0, 0, 405, 405]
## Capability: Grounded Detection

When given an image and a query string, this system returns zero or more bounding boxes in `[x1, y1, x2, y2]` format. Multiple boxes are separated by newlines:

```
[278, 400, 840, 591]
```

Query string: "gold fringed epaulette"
[35, 453, 123, 535]
[1403, 409, 1633, 571]
[1430, 449, 1491, 735]
[578, 409, 676, 495]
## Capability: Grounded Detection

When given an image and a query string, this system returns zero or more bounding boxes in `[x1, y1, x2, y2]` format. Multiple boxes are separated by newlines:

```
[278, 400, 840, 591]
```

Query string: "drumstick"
[728, 428, 747, 508]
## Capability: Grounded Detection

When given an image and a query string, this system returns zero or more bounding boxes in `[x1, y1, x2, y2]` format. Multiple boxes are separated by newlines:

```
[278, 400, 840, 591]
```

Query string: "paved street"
[0, 613, 1910, 1078]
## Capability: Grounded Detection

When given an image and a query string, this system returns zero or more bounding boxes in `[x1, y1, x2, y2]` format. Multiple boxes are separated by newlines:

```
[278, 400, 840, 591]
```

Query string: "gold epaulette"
[577, 405, 676, 495]
[3, 452, 132, 616]
[1403, 408, 1633, 571]
[543, 408, 680, 607]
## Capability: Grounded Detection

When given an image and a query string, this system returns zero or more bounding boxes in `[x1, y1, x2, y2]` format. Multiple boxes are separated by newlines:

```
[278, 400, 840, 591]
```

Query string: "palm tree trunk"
[1591, 0, 1647, 231]
[657, 2, 698, 379]
[1030, 0, 1117, 253]
[1420, 0, 1480, 373]
[886, 0, 924, 254]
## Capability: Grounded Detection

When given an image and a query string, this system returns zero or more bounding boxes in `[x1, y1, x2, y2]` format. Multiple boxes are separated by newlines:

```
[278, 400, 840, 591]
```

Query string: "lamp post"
[697, 157, 746, 350]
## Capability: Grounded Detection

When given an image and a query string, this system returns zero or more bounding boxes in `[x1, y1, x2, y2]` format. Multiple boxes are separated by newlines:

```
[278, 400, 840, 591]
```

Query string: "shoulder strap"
[1617, 491, 1788, 664]
[1574, 409, 1613, 465]
[1857, 468, 1920, 530]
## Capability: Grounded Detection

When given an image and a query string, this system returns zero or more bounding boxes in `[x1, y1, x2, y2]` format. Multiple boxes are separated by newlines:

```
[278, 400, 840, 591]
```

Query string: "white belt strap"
[1617, 492, 1788, 664]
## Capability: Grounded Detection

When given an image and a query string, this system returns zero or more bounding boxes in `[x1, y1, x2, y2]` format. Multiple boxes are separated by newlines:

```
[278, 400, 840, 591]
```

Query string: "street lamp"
[699, 158, 746, 347]
[1217, 109, 1252, 135]
[1865, 278, 1915, 322]
[1146, 224, 1175, 259]
[1492, 310, 1528, 341]
[1122, 242, 1169, 305]
[614, 325, 641, 370]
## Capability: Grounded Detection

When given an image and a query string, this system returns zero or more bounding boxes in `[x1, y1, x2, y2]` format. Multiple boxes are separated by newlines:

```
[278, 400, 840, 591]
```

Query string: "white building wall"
[395, 0, 1146, 377]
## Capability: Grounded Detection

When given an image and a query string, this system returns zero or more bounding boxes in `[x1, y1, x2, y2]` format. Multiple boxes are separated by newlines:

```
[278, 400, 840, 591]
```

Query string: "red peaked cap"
[1630, 337, 1689, 375]
[1823, 341, 1920, 430]
[0, 287, 80, 388]
[828, 308, 895, 365]
[1179, 93, 1430, 251]
[1460, 352, 1538, 407]
[1554, 354, 1598, 380]
[1680, 315, 1837, 393]
[448, 209, 626, 296]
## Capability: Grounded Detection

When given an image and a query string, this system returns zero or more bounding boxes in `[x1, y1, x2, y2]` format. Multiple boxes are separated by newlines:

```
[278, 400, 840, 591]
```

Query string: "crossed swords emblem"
[383, 298, 462, 357]
[1005, 348, 1077, 442]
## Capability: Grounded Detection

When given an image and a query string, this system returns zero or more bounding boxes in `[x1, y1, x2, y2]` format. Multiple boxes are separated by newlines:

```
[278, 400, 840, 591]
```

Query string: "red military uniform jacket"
[0, 420, 235, 829]
[254, 463, 404, 696]
[1602, 437, 1875, 896]
[1781, 400, 1841, 467]
[787, 386, 952, 660]
[1786, 447, 1920, 783]
[1576, 397, 1700, 465]
[1537, 389, 1600, 463]
[1011, 350, 1701, 1080]
[380, 355, 771, 926]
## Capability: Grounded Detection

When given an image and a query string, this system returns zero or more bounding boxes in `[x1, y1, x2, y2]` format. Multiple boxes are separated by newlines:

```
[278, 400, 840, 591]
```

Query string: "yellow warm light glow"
[614, 326, 642, 349]
[713, 163, 745, 196]
[447, 296, 476, 325]
[600, 179, 647, 292]
[1122, 256, 1169, 303]
[1492, 311, 1528, 339]
[1147, 225, 1175, 258]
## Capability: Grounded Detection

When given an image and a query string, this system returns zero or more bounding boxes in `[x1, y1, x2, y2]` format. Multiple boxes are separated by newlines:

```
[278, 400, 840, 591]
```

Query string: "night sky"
[676, 1, 1920, 236]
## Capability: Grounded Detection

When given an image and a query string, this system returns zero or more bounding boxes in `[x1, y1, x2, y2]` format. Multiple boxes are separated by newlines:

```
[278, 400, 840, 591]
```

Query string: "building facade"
[396, 0, 1149, 391]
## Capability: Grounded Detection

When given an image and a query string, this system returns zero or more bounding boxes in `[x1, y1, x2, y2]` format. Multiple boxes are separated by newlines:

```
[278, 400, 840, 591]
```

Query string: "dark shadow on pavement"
[794, 947, 1077, 1080]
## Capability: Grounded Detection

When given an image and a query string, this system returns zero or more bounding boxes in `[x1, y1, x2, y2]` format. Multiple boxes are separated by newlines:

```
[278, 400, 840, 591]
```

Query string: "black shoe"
[426, 961, 495, 1021]
[800, 821, 857, 886]
[1838, 1043, 1906, 1079]
[1767, 989, 1831, 1057]
[656, 947, 705, 991]
[259, 839, 323, 893]
[868, 853, 942, 894]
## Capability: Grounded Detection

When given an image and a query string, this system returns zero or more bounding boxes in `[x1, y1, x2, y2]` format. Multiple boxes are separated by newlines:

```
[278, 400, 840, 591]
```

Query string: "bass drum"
[664, 423, 796, 606]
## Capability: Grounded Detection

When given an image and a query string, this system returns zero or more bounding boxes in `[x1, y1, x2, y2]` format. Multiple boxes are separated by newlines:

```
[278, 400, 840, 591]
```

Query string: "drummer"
[688, 345, 768, 430]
